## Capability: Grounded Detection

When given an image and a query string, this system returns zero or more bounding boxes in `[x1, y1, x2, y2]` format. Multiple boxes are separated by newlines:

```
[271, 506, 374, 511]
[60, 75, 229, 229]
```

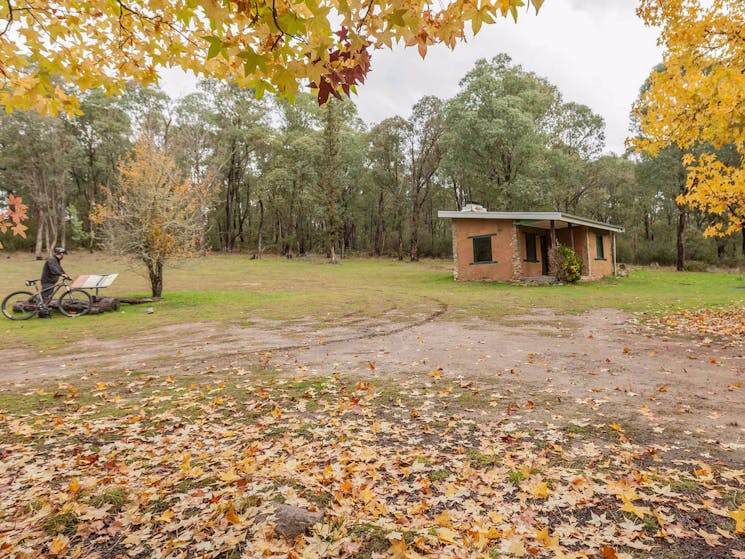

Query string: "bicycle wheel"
[2, 290, 39, 320]
[58, 289, 92, 317]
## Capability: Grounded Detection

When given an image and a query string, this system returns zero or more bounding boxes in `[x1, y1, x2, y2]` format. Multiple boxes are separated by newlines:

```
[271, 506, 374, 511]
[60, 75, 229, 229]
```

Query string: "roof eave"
[437, 211, 624, 234]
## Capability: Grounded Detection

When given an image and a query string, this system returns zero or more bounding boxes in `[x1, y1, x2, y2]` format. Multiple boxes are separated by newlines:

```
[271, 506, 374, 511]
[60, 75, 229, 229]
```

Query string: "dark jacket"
[41, 255, 66, 286]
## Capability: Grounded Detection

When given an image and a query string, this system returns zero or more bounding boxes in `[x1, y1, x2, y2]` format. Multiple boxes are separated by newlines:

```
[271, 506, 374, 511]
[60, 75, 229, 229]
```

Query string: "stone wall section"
[511, 222, 522, 281]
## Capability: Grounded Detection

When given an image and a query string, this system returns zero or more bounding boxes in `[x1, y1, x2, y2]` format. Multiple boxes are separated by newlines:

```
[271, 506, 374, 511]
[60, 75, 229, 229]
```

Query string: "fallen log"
[117, 296, 163, 304]
[13, 295, 160, 316]
[91, 297, 121, 311]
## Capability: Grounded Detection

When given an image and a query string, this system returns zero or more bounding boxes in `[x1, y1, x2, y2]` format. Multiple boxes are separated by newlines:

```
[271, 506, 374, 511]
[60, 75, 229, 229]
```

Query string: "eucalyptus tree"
[542, 102, 606, 213]
[66, 89, 132, 250]
[261, 133, 321, 255]
[0, 111, 75, 258]
[442, 54, 560, 211]
[366, 116, 408, 256]
[200, 80, 274, 252]
[170, 91, 214, 182]
[406, 96, 446, 261]
[634, 147, 688, 268]
[119, 85, 173, 145]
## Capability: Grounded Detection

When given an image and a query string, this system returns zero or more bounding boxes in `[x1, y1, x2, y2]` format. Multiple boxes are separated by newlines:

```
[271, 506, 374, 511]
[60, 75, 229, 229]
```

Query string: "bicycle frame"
[38, 279, 74, 304]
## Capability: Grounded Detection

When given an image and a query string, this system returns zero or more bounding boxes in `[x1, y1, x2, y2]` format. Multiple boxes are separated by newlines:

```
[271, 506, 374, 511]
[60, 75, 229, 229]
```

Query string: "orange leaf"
[225, 503, 241, 525]
[434, 509, 452, 528]
[600, 546, 618, 559]
[48, 534, 70, 556]
[387, 533, 407, 559]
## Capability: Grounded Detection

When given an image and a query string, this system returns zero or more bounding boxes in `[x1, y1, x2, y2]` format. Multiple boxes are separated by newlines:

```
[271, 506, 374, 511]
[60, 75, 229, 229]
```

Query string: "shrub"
[683, 260, 709, 272]
[553, 245, 583, 283]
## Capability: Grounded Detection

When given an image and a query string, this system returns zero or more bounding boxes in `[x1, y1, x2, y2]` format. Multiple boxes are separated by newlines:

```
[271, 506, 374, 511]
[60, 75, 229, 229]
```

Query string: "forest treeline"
[1, 54, 743, 269]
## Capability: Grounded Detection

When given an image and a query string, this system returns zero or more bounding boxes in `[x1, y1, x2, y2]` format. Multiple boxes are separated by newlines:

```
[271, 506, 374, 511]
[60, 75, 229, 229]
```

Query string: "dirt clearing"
[2, 307, 744, 462]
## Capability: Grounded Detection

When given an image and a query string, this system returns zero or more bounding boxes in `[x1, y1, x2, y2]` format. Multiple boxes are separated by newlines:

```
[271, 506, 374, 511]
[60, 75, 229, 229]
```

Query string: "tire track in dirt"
[0, 299, 448, 382]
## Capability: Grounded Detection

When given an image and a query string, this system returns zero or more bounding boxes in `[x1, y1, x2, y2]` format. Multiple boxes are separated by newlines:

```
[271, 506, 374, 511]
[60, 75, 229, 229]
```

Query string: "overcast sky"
[161, 0, 662, 155]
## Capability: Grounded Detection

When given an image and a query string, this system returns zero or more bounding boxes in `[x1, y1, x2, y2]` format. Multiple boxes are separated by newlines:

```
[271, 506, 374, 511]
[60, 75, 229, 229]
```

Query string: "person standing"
[40, 247, 71, 317]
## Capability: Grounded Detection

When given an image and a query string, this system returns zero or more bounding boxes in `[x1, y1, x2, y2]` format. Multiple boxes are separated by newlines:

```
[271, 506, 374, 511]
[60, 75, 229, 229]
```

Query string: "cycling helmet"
[54, 247, 67, 255]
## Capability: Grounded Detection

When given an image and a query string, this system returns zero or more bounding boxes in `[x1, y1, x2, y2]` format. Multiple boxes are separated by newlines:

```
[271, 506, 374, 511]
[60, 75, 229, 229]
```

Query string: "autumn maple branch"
[357, 0, 376, 31]
[1, 0, 13, 38]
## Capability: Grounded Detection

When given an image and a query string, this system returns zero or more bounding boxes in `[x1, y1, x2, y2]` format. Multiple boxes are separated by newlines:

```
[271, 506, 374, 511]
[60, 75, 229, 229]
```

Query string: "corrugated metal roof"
[437, 210, 625, 233]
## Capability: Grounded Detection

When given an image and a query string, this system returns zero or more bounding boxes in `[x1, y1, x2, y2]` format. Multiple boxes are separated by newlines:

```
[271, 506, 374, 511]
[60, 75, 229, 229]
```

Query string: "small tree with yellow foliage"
[92, 137, 213, 297]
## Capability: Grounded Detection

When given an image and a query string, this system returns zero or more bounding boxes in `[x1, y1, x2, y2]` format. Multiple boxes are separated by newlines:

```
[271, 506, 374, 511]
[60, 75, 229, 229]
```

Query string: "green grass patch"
[89, 488, 129, 512]
[41, 512, 79, 536]
[1, 253, 744, 353]
[466, 449, 501, 469]
[347, 524, 393, 558]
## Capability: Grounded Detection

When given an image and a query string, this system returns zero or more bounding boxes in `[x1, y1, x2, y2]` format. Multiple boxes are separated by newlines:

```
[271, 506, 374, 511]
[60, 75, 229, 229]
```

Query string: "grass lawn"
[1, 251, 744, 350]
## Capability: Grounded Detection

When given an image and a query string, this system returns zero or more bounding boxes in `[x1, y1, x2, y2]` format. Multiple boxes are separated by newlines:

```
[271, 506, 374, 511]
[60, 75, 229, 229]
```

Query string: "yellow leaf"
[68, 477, 80, 494]
[359, 488, 376, 503]
[728, 506, 745, 534]
[48, 534, 70, 556]
[218, 469, 241, 483]
[535, 526, 559, 549]
[436, 527, 459, 545]
[529, 480, 549, 499]
[620, 495, 651, 519]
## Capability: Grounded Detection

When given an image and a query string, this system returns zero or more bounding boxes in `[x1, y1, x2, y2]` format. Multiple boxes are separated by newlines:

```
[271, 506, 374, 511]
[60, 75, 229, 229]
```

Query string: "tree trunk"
[676, 202, 686, 271]
[89, 200, 96, 252]
[410, 198, 420, 262]
[224, 139, 237, 252]
[717, 241, 726, 259]
[397, 221, 404, 261]
[257, 199, 264, 258]
[148, 260, 163, 298]
[34, 219, 45, 260]
[374, 190, 384, 256]
[59, 204, 67, 251]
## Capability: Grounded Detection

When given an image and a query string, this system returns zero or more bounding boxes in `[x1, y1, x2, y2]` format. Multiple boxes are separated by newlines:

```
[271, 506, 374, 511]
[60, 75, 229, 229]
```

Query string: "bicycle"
[2, 277, 92, 320]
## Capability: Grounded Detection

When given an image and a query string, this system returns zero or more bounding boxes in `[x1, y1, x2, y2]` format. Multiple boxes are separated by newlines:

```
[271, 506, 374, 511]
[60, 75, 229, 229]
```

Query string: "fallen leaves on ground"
[654, 307, 745, 345]
[0, 370, 743, 559]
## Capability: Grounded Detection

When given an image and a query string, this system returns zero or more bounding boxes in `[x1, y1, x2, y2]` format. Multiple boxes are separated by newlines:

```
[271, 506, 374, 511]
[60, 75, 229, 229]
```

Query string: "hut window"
[525, 233, 538, 262]
[472, 235, 493, 264]
[596, 234, 606, 259]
